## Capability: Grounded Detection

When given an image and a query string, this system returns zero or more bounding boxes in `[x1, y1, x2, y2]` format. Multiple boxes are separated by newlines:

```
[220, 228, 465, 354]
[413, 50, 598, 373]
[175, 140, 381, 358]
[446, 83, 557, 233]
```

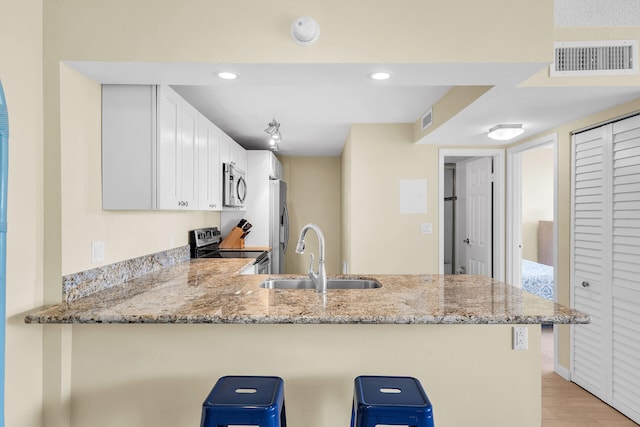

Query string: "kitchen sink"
[260, 278, 382, 290]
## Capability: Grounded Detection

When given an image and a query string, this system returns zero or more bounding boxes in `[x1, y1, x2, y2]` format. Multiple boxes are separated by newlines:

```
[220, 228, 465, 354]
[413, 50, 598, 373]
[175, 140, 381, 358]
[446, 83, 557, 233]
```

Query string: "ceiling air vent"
[551, 40, 638, 76]
[421, 107, 433, 131]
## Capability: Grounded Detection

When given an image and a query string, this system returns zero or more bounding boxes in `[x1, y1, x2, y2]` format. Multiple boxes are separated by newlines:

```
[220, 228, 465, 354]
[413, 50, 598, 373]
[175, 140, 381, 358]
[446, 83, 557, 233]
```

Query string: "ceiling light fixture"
[217, 71, 238, 80]
[487, 124, 524, 141]
[264, 119, 282, 151]
[369, 72, 391, 80]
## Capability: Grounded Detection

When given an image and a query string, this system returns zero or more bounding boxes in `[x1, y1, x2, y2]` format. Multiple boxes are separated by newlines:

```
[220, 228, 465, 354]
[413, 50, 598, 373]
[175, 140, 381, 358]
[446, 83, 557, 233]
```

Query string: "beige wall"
[343, 124, 439, 274]
[1, 1, 45, 426]
[281, 156, 341, 275]
[68, 323, 541, 427]
[44, 0, 553, 64]
[521, 146, 554, 262]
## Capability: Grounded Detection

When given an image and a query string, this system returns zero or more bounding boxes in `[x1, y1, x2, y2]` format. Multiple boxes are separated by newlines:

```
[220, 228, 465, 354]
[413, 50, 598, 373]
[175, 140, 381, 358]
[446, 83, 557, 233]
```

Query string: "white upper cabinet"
[102, 84, 232, 211]
[233, 139, 248, 173]
[102, 85, 156, 210]
[219, 131, 247, 172]
[197, 119, 222, 210]
[157, 85, 198, 210]
[218, 132, 247, 212]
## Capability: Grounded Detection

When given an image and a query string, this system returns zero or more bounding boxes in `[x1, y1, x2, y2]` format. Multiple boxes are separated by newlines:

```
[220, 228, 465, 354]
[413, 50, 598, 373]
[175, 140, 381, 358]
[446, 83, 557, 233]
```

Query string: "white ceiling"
[69, 61, 640, 156]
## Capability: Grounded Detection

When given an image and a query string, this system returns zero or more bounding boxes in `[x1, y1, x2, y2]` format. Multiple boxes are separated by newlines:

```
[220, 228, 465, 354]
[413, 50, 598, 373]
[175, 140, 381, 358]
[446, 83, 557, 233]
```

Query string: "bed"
[521, 220, 555, 301]
[521, 259, 554, 300]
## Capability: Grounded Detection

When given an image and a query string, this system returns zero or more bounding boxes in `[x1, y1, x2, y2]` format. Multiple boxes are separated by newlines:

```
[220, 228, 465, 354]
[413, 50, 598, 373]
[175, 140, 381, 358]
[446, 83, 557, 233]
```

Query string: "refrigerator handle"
[282, 204, 290, 254]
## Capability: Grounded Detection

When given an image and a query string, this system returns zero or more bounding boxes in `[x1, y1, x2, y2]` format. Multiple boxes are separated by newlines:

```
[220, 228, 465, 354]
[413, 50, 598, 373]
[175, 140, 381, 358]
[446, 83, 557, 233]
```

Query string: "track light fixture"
[264, 119, 282, 151]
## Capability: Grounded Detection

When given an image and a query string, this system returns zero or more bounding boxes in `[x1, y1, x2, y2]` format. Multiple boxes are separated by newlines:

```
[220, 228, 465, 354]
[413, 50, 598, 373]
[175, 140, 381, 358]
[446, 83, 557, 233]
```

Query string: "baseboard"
[554, 362, 571, 381]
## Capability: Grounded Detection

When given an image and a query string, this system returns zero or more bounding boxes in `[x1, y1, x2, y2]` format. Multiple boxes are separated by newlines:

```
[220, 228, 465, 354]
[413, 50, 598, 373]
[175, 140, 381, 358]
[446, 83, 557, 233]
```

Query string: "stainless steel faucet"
[295, 223, 327, 293]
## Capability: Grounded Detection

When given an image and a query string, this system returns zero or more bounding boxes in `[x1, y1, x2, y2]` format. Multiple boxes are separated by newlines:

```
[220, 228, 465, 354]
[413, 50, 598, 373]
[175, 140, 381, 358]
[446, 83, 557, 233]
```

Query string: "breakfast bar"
[26, 258, 589, 427]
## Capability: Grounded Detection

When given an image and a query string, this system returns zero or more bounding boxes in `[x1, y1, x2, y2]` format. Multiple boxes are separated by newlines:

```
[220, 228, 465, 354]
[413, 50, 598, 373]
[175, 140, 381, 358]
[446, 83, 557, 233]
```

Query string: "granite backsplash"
[62, 245, 190, 302]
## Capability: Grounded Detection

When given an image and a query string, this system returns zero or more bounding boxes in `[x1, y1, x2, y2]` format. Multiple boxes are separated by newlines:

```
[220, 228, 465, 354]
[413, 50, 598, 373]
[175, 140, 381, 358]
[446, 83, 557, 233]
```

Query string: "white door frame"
[506, 133, 564, 378]
[506, 133, 558, 288]
[439, 148, 505, 281]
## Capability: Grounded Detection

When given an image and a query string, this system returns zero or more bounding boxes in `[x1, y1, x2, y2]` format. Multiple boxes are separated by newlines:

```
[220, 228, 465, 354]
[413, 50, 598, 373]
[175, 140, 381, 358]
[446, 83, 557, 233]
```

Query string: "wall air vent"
[551, 40, 638, 76]
[421, 107, 433, 131]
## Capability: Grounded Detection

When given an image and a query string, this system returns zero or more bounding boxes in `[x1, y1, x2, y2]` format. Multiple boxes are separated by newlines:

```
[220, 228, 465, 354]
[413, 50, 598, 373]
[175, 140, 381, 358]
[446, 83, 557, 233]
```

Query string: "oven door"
[256, 254, 271, 274]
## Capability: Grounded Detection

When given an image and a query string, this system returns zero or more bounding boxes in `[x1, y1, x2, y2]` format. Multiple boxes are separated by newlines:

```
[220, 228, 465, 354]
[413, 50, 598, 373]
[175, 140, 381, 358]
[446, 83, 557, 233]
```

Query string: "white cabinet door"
[157, 85, 197, 210]
[157, 85, 182, 209]
[219, 132, 231, 165]
[197, 118, 222, 210]
[179, 101, 198, 209]
[102, 85, 156, 210]
[236, 142, 248, 173]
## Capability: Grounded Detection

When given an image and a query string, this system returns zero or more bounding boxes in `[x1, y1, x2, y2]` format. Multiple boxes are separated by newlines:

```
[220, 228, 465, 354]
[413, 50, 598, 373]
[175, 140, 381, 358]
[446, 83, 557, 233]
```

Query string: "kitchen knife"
[237, 219, 246, 228]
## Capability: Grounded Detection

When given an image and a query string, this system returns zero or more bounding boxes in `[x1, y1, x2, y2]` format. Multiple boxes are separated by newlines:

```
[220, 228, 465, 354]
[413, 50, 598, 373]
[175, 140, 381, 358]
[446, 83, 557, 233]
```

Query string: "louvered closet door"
[610, 116, 640, 422]
[571, 125, 610, 400]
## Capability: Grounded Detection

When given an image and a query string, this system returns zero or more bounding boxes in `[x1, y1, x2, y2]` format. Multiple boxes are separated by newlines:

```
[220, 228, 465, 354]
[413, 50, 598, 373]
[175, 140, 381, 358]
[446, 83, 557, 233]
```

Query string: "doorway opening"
[439, 149, 505, 281]
[443, 163, 456, 274]
[506, 133, 560, 375]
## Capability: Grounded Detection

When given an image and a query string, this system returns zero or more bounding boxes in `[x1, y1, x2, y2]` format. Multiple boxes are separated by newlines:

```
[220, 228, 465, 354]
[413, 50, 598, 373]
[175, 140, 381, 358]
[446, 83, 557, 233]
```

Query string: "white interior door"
[571, 124, 610, 400]
[610, 115, 640, 422]
[465, 157, 493, 276]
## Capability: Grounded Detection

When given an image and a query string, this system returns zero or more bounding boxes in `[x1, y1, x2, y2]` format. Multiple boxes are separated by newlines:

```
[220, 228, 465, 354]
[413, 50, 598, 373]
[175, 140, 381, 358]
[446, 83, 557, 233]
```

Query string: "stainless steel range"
[189, 227, 270, 274]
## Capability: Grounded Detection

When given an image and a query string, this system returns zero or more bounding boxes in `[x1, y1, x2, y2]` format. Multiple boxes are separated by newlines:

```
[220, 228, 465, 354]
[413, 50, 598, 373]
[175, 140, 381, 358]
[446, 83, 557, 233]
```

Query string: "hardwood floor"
[541, 326, 638, 426]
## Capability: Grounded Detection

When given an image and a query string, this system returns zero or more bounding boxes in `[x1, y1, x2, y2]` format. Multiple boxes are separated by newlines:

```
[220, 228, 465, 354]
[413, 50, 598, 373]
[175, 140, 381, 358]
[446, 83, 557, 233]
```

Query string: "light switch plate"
[420, 223, 432, 234]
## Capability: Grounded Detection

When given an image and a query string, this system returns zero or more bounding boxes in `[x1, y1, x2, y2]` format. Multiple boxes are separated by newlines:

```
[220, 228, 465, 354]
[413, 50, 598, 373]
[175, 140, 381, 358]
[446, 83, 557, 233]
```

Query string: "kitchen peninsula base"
[64, 323, 541, 427]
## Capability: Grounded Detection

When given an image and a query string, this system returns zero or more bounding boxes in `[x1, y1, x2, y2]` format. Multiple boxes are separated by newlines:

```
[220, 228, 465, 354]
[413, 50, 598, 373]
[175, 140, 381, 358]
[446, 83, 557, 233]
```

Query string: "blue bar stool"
[350, 376, 434, 427]
[201, 376, 287, 427]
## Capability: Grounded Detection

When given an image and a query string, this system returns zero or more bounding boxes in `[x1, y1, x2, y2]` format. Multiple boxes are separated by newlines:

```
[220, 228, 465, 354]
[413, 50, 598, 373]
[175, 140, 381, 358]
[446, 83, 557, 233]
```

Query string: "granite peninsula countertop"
[25, 258, 590, 325]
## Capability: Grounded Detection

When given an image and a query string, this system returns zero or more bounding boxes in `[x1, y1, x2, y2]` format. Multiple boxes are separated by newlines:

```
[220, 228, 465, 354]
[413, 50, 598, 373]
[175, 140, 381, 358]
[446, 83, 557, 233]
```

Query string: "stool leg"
[349, 402, 355, 427]
[280, 400, 287, 427]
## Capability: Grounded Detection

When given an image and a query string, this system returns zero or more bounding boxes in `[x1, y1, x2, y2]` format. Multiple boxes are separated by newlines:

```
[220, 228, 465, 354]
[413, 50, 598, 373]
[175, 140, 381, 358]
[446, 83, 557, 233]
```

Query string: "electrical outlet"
[420, 223, 432, 234]
[513, 326, 528, 350]
[92, 241, 105, 263]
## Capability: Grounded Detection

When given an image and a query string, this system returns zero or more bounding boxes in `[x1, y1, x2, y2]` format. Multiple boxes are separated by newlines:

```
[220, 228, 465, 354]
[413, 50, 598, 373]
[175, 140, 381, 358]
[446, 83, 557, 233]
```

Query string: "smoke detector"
[291, 16, 320, 46]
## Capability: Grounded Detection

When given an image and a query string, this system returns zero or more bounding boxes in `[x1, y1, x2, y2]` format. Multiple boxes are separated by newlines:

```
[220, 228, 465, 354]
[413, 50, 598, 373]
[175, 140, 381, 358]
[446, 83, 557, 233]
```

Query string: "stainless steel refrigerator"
[220, 151, 289, 273]
[269, 179, 289, 274]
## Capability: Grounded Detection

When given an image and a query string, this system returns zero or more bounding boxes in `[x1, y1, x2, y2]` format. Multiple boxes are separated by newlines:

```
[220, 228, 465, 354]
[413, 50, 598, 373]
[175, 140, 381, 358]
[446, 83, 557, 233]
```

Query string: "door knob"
[463, 238, 470, 244]
[581, 281, 590, 288]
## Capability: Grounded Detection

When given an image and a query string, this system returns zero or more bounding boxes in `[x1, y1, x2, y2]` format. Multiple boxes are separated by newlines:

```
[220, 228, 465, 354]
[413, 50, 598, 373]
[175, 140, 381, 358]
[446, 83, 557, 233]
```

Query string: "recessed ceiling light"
[369, 72, 391, 80]
[487, 124, 524, 141]
[217, 71, 238, 80]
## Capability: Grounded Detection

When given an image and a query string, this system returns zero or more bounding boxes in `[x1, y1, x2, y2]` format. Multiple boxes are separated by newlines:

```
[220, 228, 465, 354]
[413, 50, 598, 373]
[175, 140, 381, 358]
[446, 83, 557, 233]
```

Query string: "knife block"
[219, 227, 245, 249]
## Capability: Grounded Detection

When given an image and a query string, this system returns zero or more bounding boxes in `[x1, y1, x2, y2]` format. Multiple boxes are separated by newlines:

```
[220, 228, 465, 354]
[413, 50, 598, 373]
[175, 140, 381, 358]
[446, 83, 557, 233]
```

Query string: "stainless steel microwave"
[223, 163, 247, 208]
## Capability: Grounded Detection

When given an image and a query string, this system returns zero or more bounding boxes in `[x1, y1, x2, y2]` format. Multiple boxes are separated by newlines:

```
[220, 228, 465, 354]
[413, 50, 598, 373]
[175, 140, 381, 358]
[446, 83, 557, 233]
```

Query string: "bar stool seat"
[201, 376, 286, 427]
[351, 375, 434, 427]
